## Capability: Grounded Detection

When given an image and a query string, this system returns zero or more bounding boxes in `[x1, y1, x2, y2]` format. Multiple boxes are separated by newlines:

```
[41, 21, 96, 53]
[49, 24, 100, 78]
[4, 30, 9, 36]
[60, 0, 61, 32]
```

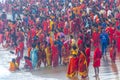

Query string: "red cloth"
[77, 39, 83, 50]
[78, 52, 88, 77]
[39, 33, 45, 42]
[85, 48, 90, 67]
[25, 59, 32, 69]
[27, 31, 32, 47]
[0, 34, 3, 43]
[19, 42, 24, 50]
[92, 31, 100, 47]
[114, 30, 120, 52]
[18, 42, 24, 58]
[63, 27, 69, 35]
[42, 20, 48, 32]
[107, 27, 115, 44]
[58, 21, 64, 29]
[71, 20, 75, 33]
[15, 47, 20, 55]
[93, 47, 102, 67]
[115, 21, 120, 27]
[31, 28, 36, 38]
[67, 56, 79, 78]
[51, 45, 58, 67]
[110, 47, 116, 62]
[29, 20, 34, 26]
[64, 41, 70, 55]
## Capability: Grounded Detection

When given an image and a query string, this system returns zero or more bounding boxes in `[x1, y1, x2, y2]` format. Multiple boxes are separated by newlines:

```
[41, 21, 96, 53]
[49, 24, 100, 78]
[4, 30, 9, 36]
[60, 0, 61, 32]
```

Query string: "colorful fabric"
[78, 52, 88, 77]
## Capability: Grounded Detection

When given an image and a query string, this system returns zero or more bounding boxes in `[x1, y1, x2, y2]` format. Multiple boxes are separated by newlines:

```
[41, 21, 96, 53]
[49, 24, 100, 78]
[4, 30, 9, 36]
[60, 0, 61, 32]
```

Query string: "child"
[9, 58, 18, 72]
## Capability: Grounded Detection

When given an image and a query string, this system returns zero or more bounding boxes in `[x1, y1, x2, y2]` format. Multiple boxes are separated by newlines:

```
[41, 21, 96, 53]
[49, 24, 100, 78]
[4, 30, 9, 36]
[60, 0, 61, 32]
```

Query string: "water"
[0, 46, 59, 80]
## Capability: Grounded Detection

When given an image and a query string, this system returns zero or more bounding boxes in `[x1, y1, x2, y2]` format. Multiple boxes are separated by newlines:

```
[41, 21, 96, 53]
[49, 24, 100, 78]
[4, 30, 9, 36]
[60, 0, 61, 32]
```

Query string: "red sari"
[92, 31, 100, 47]
[78, 51, 88, 78]
[77, 38, 83, 51]
[85, 48, 90, 67]
[67, 56, 79, 78]
[106, 27, 115, 44]
[42, 20, 48, 32]
[93, 47, 102, 67]
[51, 44, 58, 67]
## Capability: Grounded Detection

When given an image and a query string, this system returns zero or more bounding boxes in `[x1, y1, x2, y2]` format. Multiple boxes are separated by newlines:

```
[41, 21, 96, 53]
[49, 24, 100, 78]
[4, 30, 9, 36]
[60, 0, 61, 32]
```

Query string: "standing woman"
[67, 45, 79, 80]
[45, 44, 51, 67]
[51, 42, 58, 67]
[100, 29, 109, 60]
[85, 44, 91, 68]
[78, 50, 88, 80]
[93, 46, 102, 77]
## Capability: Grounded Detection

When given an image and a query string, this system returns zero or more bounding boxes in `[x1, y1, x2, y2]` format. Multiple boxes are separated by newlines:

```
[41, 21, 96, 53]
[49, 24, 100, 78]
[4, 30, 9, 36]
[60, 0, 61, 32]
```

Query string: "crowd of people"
[0, 0, 120, 80]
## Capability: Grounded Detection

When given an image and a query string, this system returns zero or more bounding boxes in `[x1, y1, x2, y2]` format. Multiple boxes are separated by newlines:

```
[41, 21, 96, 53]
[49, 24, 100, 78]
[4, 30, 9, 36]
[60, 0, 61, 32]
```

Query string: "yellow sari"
[45, 47, 51, 66]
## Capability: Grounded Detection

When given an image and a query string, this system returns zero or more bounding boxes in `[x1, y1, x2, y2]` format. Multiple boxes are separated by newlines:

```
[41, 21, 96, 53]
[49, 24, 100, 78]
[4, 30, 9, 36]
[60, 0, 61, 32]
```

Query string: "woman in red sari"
[93, 46, 102, 77]
[85, 44, 91, 67]
[51, 42, 58, 67]
[78, 50, 88, 80]
[67, 45, 79, 80]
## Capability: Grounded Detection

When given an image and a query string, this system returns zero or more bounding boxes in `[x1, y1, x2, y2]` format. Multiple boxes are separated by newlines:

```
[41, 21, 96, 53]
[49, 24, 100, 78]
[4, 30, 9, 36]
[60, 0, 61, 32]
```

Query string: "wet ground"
[1, 45, 120, 80]
[31, 51, 120, 80]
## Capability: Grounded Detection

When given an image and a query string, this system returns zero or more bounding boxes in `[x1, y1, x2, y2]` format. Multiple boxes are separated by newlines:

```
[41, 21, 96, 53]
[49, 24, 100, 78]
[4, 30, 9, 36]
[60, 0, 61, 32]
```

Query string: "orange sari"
[78, 51, 88, 77]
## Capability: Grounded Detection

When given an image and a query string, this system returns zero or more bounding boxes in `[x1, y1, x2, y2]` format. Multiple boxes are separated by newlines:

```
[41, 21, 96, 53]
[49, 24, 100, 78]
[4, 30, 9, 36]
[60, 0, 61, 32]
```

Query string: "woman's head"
[72, 45, 77, 50]
[12, 58, 16, 63]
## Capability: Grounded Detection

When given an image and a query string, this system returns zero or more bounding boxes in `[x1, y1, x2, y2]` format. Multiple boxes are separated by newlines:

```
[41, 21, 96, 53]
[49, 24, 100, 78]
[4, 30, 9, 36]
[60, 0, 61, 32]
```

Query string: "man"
[56, 36, 63, 64]
[100, 29, 109, 58]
